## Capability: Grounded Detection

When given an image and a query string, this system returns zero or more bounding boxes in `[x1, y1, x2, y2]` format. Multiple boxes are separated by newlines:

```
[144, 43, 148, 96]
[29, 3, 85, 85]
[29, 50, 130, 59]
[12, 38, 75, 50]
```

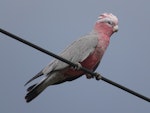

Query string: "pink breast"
[63, 47, 103, 78]
[80, 47, 103, 70]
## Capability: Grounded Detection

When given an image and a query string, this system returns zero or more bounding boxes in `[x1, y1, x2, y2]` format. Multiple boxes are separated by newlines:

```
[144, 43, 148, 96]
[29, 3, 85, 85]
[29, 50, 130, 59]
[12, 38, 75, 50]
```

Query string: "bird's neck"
[94, 23, 114, 37]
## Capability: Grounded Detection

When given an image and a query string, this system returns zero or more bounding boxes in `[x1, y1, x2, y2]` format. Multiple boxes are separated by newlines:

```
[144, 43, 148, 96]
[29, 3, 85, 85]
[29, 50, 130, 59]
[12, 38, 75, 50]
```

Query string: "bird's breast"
[63, 47, 103, 78]
[80, 46, 103, 70]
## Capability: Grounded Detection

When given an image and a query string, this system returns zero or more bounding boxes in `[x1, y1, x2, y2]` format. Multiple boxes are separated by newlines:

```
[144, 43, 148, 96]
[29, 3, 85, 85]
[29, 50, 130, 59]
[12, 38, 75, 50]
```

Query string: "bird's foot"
[94, 72, 102, 80]
[86, 73, 94, 79]
[86, 72, 102, 80]
[72, 62, 82, 70]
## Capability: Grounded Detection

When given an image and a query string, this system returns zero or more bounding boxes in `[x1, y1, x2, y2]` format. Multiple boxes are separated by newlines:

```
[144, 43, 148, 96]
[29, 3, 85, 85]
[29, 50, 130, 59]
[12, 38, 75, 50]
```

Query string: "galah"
[25, 13, 118, 102]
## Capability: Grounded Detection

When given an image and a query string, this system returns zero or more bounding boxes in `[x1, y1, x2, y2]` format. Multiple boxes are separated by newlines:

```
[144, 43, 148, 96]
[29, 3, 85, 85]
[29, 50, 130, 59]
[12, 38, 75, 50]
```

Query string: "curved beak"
[113, 25, 119, 32]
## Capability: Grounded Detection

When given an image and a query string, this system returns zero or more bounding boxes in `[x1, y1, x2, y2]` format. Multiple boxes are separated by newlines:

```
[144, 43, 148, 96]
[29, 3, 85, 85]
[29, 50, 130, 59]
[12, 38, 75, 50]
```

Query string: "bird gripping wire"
[0, 28, 150, 102]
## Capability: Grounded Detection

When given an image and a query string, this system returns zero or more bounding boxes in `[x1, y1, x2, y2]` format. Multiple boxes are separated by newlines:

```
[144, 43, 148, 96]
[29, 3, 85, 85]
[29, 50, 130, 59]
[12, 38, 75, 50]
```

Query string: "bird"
[25, 13, 118, 102]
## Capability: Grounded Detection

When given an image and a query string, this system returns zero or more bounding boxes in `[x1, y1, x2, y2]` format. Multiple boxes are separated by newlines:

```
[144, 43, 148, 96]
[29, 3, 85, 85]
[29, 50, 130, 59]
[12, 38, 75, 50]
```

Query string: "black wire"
[0, 28, 150, 102]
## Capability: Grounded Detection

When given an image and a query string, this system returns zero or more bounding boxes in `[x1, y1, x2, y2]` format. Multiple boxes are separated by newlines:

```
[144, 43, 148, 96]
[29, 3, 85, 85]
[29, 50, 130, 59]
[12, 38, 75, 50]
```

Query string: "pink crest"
[98, 13, 118, 24]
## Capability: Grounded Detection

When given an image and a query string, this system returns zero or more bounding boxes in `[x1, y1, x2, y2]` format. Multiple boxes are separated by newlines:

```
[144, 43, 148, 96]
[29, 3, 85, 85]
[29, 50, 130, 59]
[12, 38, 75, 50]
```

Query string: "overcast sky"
[0, 0, 150, 113]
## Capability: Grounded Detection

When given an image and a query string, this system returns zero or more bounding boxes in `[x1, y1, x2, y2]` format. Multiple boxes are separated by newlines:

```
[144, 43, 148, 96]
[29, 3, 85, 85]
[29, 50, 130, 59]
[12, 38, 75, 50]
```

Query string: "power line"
[0, 28, 150, 102]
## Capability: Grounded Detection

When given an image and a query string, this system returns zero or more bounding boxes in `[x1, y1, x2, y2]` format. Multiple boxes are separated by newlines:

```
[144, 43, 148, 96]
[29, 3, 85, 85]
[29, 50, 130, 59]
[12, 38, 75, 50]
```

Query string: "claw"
[85, 72, 101, 80]
[72, 62, 82, 70]
[94, 72, 102, 80]
[86, 73, 94, 79]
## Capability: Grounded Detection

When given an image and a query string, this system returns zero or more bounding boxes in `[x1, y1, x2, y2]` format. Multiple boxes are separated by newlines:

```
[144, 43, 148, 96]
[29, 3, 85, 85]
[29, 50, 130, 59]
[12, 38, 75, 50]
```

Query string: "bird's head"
[95, 13, 118, 36]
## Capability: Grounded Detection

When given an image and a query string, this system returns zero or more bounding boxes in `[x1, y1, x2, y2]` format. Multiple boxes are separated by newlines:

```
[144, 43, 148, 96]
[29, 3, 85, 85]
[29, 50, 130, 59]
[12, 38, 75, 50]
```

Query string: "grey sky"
[0, 0, 150, 113]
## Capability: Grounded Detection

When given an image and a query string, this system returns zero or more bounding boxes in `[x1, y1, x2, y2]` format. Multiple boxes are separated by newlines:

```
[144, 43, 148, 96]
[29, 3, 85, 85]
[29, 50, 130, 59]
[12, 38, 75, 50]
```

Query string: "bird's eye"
[107, 21, 113, 25]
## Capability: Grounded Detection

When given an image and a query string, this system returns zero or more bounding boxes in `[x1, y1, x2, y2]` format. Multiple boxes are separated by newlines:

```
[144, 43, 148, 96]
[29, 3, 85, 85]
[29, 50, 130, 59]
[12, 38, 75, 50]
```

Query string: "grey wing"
[50, 32, 98, 71]
[25, 32, 98, 85]
[61, 34, 98, 62]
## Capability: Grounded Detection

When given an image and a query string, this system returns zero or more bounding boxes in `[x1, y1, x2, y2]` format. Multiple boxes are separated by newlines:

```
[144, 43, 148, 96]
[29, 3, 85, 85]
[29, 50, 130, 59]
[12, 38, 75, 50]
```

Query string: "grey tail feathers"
[25, 78, 47, 103]
[24, 70, 43, 86]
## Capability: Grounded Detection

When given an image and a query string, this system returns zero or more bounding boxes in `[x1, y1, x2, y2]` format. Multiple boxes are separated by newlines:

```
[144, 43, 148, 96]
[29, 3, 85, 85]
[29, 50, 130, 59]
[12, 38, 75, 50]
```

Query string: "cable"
[0, 28, 150, 102]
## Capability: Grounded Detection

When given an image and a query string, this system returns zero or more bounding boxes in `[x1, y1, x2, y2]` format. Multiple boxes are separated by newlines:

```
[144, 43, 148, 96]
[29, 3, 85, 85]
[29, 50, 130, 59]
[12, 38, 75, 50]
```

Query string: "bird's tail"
[25, 78, 48, 103]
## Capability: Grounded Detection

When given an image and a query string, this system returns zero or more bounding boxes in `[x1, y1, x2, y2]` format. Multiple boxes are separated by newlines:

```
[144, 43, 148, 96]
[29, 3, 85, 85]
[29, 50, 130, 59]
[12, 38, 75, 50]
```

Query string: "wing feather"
[43, 31, 98, 75]
[25, 31, 98, 85]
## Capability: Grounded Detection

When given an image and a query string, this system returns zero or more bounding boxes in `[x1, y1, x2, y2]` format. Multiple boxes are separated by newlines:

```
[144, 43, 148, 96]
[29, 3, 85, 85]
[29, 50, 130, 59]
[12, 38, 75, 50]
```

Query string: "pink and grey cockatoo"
[25, 13, 118, 102]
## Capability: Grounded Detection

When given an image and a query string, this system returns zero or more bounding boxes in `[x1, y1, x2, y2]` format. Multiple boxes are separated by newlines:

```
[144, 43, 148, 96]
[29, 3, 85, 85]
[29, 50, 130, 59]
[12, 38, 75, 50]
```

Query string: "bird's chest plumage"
[81, 35, 110, 69]
[80, 46, 102, 70]
[64, 36, 109, 77]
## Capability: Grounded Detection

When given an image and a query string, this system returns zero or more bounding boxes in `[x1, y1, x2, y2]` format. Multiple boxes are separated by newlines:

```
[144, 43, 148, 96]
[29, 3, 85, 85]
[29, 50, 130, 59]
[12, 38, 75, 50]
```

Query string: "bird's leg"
[71, 62, 102, 81]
